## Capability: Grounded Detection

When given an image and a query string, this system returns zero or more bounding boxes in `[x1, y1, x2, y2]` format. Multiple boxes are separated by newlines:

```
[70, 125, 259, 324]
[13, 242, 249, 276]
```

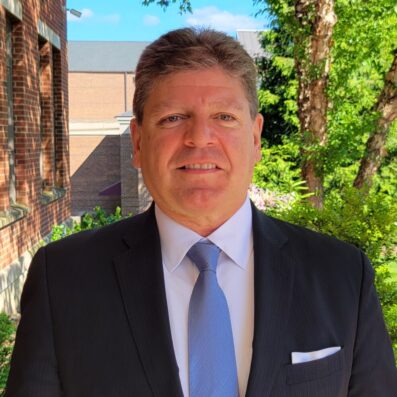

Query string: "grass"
[0, 313, 16, 395]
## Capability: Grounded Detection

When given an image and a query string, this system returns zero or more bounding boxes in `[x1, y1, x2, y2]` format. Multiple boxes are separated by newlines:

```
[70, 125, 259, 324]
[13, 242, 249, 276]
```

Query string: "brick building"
[68, 41, 151, 216]
[0, 0, 70, 312]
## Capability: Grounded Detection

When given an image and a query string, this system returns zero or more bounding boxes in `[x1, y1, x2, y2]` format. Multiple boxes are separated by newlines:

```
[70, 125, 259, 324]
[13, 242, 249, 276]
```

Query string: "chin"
[181, 189, 225, 209]
[180, 199, 220, 215]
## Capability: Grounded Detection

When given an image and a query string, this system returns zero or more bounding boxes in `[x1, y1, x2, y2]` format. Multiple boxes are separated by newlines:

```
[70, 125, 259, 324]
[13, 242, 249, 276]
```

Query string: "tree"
[256, 29, 298, 145]
[327, 0, 397, 191]
[354, 51, 397, 189]
[259, 0, 397, 200]
[293, 0, 336, 207]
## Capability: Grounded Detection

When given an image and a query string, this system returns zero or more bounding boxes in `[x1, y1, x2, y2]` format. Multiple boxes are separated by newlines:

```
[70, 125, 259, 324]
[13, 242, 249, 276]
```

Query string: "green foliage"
[253, 136, 303, 195]
[325, 0, 397, 174]
[0, 314, 16, 394]
[257, 30, 298, 145]
[269, 187, 397, 263]
[80, 206, 124, 230]
[384, 304, 397, 355]
[141, 0, 192, 13]
[267, 187, 397, 355]
[375, 124, 397, 199]
[255, 0, 397, 180]
[50, 207, 126, 242]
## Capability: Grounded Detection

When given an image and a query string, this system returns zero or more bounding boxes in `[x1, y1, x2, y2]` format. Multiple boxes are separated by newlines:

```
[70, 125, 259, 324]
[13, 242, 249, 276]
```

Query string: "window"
[52, 46, 63, 188]
[38, 39, 65, 203]
[39, 39, 55, 191]
[0, 16, 27, 227]
[6, 17, 16, 205]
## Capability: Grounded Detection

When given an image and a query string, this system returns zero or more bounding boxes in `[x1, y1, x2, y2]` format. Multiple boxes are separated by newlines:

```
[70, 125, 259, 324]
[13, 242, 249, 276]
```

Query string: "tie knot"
[187, 241, 221, 273]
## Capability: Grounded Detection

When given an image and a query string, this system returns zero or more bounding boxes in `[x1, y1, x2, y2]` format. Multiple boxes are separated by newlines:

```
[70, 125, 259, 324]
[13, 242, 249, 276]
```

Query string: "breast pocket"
[283, 348, 348, 397]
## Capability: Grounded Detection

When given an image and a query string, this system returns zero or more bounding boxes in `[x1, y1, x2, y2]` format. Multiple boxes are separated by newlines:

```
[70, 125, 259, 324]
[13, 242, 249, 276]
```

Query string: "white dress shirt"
[155, 196, 254, 397]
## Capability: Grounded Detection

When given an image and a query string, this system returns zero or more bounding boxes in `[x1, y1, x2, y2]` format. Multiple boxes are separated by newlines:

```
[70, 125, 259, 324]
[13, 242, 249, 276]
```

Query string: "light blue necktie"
[187, 241, 239, 397]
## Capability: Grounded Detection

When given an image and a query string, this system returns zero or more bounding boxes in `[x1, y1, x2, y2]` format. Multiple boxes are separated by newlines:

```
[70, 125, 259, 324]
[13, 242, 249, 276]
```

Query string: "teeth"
[184, 163, 217, 170]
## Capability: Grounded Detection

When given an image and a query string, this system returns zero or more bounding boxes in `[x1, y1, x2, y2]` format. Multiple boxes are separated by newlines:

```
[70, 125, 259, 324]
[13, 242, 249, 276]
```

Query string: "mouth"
[181, 163, 218, 170]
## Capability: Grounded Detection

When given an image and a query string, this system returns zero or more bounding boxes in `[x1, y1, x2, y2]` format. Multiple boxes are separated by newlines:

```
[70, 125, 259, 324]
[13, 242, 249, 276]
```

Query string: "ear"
[130, 118, 142, 168]
[253, 113, 263, 163]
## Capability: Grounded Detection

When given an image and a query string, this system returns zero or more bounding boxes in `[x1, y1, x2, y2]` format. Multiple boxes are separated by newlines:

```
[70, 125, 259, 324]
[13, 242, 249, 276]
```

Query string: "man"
[6, 28, 397, 397]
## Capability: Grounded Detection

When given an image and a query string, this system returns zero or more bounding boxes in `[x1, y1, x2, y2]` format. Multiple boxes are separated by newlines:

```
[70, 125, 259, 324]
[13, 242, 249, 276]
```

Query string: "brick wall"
[0, 0, 70, 272]
[69, 72, 134, 122]
[0, 12, 8, 211]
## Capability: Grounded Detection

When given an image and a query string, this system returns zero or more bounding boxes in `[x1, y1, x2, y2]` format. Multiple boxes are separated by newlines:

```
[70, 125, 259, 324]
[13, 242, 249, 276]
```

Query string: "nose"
[184, 117, 216, 148]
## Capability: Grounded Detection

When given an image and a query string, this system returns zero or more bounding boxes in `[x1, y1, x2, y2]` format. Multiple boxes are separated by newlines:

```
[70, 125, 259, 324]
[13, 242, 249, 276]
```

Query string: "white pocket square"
[291, 346, 341, 364]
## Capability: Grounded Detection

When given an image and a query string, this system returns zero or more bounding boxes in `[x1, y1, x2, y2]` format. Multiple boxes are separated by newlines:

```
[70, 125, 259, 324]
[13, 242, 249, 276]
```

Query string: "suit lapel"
[113, 208, 183, 397]
[246, 205, 295, 396]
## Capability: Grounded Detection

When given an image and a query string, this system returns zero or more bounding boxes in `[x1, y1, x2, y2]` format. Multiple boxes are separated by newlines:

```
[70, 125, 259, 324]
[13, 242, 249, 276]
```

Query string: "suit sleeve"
[348, 251, 397, 396]
[5, 247, 62, 397]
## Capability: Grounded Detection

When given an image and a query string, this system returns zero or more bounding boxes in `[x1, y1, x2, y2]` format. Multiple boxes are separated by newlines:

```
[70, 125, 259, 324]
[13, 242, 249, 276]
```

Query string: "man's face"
[131, 67, 263, 234]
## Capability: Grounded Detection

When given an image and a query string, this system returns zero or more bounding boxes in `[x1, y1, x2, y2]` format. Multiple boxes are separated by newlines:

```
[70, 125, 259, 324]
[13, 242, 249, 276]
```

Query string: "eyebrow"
[211, 100, 245, 112]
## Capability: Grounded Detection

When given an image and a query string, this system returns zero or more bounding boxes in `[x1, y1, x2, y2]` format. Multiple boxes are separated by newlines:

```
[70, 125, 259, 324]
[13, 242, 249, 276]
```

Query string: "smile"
[183, 163, 217, 170]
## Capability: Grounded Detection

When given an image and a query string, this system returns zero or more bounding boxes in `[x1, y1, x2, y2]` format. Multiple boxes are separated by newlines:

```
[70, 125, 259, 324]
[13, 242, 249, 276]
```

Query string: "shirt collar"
[155, 196, 253, 272]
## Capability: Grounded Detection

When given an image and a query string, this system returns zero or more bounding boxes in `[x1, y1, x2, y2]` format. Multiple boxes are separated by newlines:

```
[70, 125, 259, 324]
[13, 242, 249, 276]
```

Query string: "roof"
[68, 41, 150, 72]
[236, 30, 267, 59]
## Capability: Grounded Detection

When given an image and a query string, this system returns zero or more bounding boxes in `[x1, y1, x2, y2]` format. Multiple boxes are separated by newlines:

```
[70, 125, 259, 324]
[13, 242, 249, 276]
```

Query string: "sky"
[66, 0, 269, 42]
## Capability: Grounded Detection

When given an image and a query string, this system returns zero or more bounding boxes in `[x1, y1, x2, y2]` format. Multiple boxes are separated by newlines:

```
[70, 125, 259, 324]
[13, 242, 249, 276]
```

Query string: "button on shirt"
[155, 197, 254, 397]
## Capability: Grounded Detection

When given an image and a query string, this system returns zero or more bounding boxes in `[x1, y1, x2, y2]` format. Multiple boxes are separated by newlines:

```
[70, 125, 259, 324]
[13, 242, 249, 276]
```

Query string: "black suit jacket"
[6, 204, 397, 396]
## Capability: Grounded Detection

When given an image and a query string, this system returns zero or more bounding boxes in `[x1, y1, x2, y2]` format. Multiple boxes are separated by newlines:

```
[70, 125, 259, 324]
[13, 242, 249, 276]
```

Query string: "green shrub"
[384, 304, 397, 356]
[80, 206, 124, 230]
[0, 313, 16, 394]
[50, 206, 127, 242]
[253, 137, 303, 195]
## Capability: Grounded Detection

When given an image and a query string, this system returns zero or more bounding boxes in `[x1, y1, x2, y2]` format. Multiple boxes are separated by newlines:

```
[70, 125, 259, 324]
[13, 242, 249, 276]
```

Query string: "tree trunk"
[295, 0, 337, 208]
[353, 51, 397, 189]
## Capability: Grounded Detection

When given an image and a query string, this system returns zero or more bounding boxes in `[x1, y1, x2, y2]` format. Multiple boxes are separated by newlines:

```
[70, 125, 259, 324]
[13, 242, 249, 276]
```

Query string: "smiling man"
[6, 28, 397, 397]
[131, 66, 262, 235]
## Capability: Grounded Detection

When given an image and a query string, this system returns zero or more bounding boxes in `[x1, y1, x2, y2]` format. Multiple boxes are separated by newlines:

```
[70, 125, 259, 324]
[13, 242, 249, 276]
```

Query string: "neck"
[155, 198, 247, 237]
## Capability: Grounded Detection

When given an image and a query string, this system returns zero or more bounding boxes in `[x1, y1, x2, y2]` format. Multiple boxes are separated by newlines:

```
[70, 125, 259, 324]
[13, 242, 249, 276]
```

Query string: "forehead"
[144, 67, 248, 112]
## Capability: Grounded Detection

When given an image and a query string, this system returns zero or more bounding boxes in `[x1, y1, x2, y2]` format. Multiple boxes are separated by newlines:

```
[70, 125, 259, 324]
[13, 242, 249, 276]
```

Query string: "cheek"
[141, 137, 175, 171]
[239, 138, 260, 174]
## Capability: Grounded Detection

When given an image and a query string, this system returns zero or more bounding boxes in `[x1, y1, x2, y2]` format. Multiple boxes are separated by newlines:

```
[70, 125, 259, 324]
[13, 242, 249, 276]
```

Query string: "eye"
[217, 113, 235, 122]
[159, 114, 185, 125]
[166, 115, 181, 122]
